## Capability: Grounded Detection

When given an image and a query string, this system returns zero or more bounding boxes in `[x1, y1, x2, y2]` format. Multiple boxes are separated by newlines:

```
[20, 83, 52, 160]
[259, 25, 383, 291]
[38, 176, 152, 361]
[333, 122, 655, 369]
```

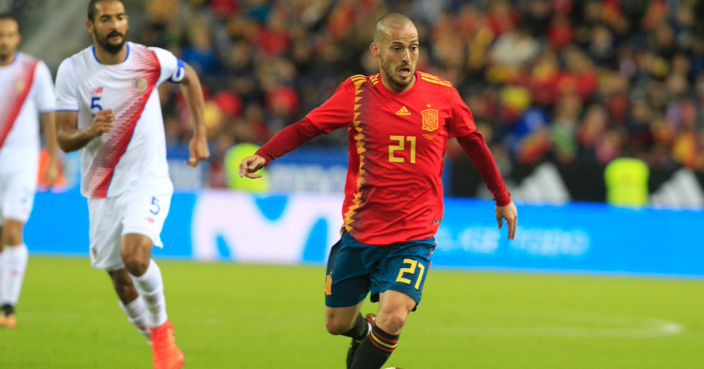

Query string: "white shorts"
[88, 188, 172, 271]
[0, 169, 37, 225]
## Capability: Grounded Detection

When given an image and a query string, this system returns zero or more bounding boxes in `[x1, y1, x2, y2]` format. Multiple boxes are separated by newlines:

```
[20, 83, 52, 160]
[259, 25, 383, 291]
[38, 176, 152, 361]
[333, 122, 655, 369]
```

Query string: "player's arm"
[448, 87, 516, 239]
[180, 63, 209, 167]
[40, 111, 59, 187]
[239, 118, 323, 178]
[54, 59, 113, 153]
[240, 78, 354, 179]
[456, 132, 517, 239]
[56, 110, 114, 152]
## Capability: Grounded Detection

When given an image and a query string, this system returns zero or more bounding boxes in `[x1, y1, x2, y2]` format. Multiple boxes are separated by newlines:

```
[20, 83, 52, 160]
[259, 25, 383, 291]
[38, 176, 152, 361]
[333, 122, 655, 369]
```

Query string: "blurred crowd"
[137, 0, 704, 187]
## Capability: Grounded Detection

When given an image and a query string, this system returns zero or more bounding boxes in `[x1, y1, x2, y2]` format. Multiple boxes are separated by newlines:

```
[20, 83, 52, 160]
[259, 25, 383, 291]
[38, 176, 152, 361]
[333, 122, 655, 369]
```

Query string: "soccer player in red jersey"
[240, 13, 517, 369]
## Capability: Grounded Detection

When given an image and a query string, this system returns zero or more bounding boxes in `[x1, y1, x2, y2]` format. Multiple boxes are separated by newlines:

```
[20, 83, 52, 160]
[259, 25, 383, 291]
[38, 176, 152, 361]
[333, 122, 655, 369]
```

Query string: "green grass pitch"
[1, 256, 703, 368]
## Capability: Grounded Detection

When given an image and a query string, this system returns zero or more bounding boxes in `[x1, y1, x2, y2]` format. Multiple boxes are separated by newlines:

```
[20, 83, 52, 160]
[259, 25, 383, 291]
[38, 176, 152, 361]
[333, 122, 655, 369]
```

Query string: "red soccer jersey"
[306, 71, 480, 245]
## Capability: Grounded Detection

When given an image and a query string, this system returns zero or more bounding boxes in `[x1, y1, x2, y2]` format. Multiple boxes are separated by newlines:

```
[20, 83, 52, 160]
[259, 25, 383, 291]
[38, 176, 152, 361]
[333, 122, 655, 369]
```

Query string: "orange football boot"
[0, 313, 16, 329]
[150, 319, 184, 369]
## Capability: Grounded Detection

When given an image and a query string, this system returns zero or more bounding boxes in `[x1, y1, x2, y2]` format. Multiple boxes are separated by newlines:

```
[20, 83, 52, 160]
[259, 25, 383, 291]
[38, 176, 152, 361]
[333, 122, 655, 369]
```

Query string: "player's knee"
[325, 316, 353, 335]
[377, 309, 409, 334]
[122, 254, 150, 276]
[1, 224, 23, 246]
[3, 233, 22, 246]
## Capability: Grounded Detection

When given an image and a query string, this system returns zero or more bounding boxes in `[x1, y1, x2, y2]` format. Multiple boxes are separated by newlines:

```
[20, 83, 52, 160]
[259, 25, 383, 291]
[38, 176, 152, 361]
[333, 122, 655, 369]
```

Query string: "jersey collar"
[91, 42, 131, 65]
[376, 71, 421, 98]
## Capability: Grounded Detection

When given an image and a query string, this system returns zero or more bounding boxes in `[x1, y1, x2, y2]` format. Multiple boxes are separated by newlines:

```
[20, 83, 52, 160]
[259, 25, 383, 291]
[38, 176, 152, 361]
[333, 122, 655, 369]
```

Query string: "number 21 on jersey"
[389, 135, 416, 163]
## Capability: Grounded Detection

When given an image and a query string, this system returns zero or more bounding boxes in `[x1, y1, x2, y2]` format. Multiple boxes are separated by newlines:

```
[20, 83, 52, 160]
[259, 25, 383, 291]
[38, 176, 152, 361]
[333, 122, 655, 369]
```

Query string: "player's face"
[373, 25, 419, 92]
[0, 19, 20, 63]
[87, 0, 129, 55]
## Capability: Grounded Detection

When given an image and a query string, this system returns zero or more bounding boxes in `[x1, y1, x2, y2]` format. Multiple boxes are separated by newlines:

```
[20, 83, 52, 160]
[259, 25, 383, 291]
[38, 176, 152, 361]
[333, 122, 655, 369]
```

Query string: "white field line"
[430, 308, 684, 338]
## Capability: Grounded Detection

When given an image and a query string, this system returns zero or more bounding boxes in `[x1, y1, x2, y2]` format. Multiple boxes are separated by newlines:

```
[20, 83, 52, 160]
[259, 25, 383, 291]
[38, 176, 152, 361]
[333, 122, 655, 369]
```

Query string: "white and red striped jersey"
[0, 52, 56, 174]
[55, 42, 185, 198]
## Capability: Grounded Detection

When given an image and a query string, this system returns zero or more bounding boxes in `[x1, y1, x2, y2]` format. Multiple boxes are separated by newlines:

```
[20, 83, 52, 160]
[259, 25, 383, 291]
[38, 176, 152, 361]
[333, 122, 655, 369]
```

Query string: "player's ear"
[86, 19, 93, 34]
[370, 42, 379, 57]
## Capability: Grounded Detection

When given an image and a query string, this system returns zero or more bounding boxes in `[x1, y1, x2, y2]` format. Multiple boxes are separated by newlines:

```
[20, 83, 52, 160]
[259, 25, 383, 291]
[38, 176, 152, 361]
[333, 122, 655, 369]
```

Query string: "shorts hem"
[372, 287, 421, 305]
[92, 260, 126, 272]
[121, 226, 162, 247]
[324, 295, 367, 308]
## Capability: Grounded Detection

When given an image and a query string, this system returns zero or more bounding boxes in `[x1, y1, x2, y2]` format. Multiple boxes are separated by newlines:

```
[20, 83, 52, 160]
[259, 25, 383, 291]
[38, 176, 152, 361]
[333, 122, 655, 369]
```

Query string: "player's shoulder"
[139, 42, 173, 59]
[131, 42, 159, 54]
[345, 73, 381, 87]
[418, 71, 454, 89]
[15, 52, 38, 64]
[58, 45, 93, 70]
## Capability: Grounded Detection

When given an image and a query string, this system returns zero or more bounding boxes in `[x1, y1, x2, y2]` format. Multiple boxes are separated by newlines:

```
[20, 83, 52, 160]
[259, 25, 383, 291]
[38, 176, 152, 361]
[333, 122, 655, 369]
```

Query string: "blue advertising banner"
[24, 190, 704, 277]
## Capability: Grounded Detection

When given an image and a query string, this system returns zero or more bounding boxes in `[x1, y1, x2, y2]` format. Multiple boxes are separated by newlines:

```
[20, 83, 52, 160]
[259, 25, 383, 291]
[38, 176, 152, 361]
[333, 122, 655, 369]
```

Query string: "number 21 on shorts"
[396, 259, 426, 289]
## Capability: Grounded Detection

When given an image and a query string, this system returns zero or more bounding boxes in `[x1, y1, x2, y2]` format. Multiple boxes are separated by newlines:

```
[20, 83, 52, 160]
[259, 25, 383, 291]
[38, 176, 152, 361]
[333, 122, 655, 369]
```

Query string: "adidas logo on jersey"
[396, 106, 411, 115]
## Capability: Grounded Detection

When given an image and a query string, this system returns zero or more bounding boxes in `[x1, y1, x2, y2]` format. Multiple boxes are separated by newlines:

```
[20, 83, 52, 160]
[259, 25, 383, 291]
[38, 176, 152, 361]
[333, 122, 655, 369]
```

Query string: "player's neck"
[93, 44, 128, 65]
[380, 72, 416, 93]
[0, 51, 16, 66]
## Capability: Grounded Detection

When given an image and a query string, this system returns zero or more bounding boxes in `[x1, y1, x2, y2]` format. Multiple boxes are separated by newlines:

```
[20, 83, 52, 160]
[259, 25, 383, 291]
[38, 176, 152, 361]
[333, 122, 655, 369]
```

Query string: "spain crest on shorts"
[421, 108, 439, 131]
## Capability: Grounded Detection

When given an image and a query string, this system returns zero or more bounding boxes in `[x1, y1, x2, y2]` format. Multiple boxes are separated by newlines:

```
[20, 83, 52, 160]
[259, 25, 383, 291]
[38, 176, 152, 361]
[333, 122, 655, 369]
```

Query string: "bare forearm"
[40, 112, 58, 161]
[181, 64, 206, 137]
[57, 127, 97, 152]
[56, 111, 98, 152]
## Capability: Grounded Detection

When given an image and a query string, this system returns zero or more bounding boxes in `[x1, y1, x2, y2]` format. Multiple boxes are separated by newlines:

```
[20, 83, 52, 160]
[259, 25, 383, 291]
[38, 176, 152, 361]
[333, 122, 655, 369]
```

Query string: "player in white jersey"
[0, 12, 59, 329]
[55, 1, 208, 368]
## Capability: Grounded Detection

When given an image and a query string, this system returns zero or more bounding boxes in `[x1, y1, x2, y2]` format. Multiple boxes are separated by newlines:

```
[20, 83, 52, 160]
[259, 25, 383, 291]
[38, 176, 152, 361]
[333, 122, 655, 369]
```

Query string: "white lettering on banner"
[268, 165, 348, 193]
[436, 226, 501, 254]
[192, 192, 343, 262]
[511, 228, 590, 257]
[436, 226, 590, 258]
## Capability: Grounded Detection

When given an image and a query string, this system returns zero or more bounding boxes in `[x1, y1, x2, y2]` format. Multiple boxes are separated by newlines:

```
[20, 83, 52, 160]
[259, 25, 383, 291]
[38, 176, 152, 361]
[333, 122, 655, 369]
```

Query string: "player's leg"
[0, 173, 35, 329]
[89, 196, 153, 341]
[120, 190, 182, 368]
[325, 234, 376, 368]
[121, 233, 168, 328]
[0, 219, 28, 329]
[107, 267, 150, 341]
[0, 224, 3, 300]
[120, 190, 173, 330]
[325, 303, 364, 335]
[121, 233, 182, 368]
[349, 292, 413, 369]
[350, 239, 434, 369]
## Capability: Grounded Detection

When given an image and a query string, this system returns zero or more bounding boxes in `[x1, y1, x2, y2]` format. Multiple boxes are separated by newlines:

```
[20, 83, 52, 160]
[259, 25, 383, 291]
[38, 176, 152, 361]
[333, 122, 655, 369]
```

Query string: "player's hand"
[496, 201, 517, 240]
[89, 109, 114, 137]
[187, 133, 210, 167]
[239, 155, 266, 179]
[42, 159, 60, 188]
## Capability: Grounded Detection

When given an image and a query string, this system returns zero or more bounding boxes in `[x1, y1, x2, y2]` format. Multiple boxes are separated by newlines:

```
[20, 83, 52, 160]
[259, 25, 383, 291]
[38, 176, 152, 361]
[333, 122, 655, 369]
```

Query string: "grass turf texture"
[1, 256, 703, 368]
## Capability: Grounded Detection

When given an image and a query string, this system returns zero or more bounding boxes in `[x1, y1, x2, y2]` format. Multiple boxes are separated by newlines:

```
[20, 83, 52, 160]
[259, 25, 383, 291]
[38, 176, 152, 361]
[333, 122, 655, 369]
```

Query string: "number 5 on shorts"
[396, 259, 425, 289]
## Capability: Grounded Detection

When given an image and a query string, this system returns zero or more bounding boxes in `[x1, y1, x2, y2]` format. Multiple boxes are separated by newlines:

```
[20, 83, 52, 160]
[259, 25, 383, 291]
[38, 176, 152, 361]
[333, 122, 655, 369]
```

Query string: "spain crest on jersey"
[421, 108, 439, 131]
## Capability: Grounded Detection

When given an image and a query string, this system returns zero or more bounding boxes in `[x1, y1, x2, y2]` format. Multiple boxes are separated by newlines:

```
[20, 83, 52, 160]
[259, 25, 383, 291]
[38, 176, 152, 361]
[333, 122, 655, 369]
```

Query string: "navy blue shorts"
[325, 231, 435, 309]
